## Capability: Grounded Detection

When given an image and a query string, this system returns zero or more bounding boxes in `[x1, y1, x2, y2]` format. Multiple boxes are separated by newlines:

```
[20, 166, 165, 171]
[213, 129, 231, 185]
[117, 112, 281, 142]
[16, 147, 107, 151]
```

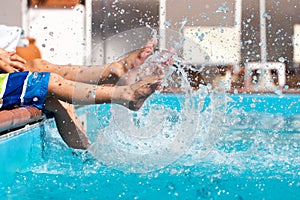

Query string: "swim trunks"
[0, 71, 50, 110]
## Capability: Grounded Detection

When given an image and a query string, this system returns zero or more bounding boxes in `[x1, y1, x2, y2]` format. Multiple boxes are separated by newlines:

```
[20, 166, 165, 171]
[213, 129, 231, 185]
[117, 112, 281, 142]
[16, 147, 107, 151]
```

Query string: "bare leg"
[46, 72, 163, 110]
[44, 72, 162, 149]
[25, 59, 104, 84]
[45, 98, 90, 149]
[25, 39, 157, 85]
[25, 39, 159, 150]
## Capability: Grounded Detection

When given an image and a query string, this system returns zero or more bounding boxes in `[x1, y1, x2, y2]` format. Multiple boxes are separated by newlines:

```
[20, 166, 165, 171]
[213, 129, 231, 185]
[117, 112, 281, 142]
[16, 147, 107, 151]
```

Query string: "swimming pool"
[1, 93, 300, 199]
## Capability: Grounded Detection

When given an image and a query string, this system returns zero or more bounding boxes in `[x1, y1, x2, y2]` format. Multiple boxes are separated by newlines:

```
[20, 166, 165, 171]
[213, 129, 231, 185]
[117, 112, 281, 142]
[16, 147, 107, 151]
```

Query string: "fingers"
[9, 52, 27, 64]
[8, 53, 26, 71]
[8, 61, 25, 72]
[0, 52, 26, 72]
[0, 60, 18, 73]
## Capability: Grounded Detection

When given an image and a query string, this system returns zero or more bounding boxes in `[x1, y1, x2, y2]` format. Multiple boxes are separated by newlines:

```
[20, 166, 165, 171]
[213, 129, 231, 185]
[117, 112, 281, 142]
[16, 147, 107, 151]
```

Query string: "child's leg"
[26, 59, 104, 84]
[44, 70, 162, 149]
[25, 39, 157, 85]
[46, 70, 163, 111]
[45, 98, 90, 149]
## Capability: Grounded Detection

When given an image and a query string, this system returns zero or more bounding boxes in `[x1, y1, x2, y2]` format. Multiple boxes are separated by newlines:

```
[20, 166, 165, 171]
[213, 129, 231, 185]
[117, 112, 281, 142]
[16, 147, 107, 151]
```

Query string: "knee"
[26, 59, 51, 72]
[49, 72, 64, 84]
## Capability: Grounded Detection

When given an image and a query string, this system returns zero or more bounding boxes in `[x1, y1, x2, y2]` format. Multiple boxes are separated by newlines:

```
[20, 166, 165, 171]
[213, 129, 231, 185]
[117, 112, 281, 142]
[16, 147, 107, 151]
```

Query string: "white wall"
[183, 26, 241, 65]
[0, 0, 90, 65]
[27, 5, 87, 65]
[0, 0, 23, 26]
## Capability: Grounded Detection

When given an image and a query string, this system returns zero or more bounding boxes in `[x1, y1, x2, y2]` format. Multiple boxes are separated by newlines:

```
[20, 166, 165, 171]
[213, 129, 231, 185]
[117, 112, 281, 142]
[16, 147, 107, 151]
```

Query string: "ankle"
[108, 62, 124, 77]
[98, 63, 123, 84]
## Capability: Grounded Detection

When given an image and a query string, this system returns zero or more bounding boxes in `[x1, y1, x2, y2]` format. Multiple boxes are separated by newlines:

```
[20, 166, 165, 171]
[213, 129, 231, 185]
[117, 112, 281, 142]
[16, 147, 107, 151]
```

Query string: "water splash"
[28, 27, 300, 177]
[21, 88, 300, 183]
[89, 51, 204, 172]
[82, 28, 300, 175]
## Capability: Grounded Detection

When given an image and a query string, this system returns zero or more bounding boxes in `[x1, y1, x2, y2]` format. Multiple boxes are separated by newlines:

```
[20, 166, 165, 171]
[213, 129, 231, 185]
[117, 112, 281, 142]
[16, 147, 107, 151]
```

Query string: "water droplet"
[197, 33, 205, 41]
[278, 57, 285, 62]
[262, 12, 268, 18]
[92, 91, 96, 98]
[119, 9, 125, 14]
[164, 21, 171, 27]
[245, 40, 252, 44]
[216, 6, 229, 13]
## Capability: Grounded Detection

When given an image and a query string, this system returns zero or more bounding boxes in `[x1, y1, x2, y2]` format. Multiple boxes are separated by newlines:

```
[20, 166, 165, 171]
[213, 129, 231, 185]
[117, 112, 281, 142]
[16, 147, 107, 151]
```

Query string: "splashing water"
[36, 87, 300, 178]
[82, 28, 300, 176]
[82, 24, 210, 172]
[89, 49, 205, 173]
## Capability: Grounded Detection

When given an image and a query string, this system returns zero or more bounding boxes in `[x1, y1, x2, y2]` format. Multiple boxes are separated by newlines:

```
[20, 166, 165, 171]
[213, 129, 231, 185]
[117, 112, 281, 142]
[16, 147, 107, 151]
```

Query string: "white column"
[85, 0, 92, 65]
[21, 0, 29, 35]
[234, 0, 242, 73]
[159, 0, 166, 51]
[260, 0, 267, 63]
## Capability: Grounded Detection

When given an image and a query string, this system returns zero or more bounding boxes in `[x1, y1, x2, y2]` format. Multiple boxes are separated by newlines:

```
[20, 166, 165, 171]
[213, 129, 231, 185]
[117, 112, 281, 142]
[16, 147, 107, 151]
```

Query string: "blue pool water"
[1, 93, 300, 199]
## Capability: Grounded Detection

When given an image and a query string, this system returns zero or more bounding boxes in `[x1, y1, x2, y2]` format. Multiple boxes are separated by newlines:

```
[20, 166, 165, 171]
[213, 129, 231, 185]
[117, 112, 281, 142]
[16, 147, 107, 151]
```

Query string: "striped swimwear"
[0, 71, 50, 110]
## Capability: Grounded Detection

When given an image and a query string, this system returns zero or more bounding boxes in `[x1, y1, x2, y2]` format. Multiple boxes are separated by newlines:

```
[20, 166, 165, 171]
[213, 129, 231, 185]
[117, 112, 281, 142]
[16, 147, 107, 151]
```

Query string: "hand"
[0, 48, 27, 72]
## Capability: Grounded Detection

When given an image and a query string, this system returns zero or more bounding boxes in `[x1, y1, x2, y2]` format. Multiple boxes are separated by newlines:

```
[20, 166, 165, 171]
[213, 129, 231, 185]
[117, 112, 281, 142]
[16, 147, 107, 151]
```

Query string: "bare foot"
[114, 73, 163, 111]
[118, 46, 176, 86]
[119, 38, 157, 72]
[100, 38, 157, 85]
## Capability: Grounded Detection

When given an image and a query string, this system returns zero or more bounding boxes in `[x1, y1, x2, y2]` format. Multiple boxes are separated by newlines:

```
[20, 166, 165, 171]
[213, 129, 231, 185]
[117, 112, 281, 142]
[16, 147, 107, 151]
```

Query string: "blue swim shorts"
[0, 71, 50, 110]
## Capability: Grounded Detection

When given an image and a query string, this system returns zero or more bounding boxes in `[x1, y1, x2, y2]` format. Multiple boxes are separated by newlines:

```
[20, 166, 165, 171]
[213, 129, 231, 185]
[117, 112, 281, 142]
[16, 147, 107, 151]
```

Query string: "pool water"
[1, 93, 300, 200]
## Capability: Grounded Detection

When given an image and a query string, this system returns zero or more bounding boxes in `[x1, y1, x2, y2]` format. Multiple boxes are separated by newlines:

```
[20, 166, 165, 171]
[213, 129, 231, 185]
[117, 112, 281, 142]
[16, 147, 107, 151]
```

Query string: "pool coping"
[0, 106, 45, 138]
